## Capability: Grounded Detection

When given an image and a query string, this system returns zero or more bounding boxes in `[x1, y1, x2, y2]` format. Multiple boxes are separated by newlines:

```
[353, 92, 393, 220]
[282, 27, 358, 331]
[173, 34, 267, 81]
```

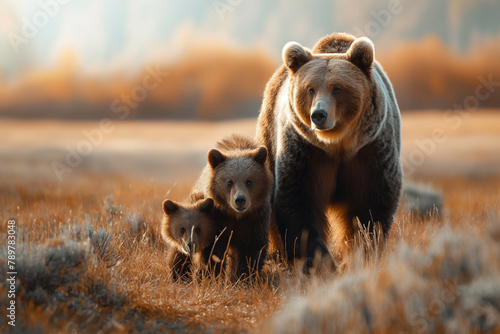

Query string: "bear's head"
[161, 198, 215, 255]
[282, 36, 375, 144]
[206, 146, 271, 216]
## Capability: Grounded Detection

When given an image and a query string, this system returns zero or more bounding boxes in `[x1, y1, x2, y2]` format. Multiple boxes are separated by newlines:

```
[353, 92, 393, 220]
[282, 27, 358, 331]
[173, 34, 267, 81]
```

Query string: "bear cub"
[161, 197, 216, 280]
[191, 134, 273, 280]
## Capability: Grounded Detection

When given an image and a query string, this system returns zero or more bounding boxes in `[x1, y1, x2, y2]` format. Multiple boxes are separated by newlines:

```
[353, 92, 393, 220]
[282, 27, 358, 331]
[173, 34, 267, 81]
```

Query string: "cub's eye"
[333, 87, 341, 95]
[195, 227, 201, 233]
[227, 180, 233, 188]
[246, 180, 252, 187]
[180, 227, 186, 234]
[308, 88, 315, 96]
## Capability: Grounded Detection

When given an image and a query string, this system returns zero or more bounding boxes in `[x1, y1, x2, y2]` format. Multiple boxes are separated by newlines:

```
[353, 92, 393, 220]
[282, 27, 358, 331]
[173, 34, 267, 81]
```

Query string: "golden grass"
[1, 172, 499, 333]
[0, 175, 282, 332]
[1, 111, 499, 332]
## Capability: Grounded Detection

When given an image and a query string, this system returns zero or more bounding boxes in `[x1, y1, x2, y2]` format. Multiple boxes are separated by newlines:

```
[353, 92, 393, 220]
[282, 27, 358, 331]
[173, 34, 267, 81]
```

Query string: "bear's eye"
[227, 180, 233, 188]
[180, 227, 186, 234]
[333, 87, 341, 95]
[195, 227, 201, 233]
[246, 180, 252, 187]
[308, 88, 315, 96]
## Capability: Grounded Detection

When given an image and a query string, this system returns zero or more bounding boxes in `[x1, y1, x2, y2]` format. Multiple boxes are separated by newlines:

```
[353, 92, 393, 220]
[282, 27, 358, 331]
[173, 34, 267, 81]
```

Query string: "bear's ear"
[253, 146, 268, 165]
[346, 37, 374, 72]
[199, 198, 214, 213]
[162, 199, 179, 215]
[282, 42, 312, 73]
[208, 149, 226, 169]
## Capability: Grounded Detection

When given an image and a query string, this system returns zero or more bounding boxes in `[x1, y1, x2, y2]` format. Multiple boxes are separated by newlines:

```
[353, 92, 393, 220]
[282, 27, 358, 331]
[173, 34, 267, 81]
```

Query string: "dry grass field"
[1, 111, 500, 333]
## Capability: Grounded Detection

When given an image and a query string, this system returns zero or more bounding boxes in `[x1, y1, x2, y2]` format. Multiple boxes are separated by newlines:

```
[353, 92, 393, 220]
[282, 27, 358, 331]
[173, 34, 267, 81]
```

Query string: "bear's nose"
[235, 196, 246, 208]
[311, 110, 327, 126]
[187, 242, 196, 253]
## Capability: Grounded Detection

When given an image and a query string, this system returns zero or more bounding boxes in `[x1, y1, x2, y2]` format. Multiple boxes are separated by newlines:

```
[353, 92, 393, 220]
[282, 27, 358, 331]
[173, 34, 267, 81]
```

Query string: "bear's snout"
[187, 241, 196, 254]
[310, 98, 336, 130]
[231, 189, 251, 213]
[311, 109, 327, 126]
[235, 195, 247, 210]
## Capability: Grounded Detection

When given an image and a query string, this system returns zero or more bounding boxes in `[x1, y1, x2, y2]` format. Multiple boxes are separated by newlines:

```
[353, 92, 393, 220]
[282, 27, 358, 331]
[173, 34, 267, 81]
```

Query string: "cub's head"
[207, 146, 271, 215]
[282, 36, 375, 143]
[161, 198, 215, 255]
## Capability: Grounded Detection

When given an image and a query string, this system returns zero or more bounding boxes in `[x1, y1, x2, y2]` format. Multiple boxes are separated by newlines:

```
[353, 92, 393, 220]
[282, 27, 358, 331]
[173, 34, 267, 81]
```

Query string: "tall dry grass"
[1, 173, 499, 333]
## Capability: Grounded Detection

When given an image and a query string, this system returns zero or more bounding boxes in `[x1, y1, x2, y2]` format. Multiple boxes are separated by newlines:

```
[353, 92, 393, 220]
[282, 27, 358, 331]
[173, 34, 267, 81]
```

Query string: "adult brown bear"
[257, 33, 402, 270]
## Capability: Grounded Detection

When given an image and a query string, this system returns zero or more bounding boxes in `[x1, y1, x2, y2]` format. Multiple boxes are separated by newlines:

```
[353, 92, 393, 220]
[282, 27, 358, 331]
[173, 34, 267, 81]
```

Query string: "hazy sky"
[1, 0, 499, 78]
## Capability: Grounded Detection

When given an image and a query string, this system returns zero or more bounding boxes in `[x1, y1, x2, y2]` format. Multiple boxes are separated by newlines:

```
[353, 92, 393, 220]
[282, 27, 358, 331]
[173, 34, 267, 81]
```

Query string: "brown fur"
[191, 134, 273, 280]
[161, 198, 216, 279]
[257, 33, 402, 271]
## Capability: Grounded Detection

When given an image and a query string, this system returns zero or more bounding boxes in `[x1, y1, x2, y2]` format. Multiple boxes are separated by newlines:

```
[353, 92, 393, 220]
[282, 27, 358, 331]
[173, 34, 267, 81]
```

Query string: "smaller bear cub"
[161, 197, 216, 279]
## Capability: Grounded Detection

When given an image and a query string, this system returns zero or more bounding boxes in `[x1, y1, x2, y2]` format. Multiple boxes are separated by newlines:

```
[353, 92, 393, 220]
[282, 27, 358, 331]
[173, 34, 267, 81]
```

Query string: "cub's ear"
[199, 198, 214, 213]
[346, 37, 374, 72]
[208, 149, 226, 169]
[253, 146, 268, 165]
[162, 199, 179, 215]
[282, 42, 312, 73]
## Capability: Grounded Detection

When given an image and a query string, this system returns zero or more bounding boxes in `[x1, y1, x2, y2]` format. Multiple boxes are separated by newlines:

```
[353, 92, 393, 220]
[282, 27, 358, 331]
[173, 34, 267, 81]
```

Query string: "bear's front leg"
[274, 141, 336, 272]
[166, 248, 190, 280]
[237, 240, 268, 278]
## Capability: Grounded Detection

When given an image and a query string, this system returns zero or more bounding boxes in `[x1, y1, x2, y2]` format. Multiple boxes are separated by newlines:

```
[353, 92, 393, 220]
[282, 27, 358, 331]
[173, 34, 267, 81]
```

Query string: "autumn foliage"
[1, 35, 499, 120]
